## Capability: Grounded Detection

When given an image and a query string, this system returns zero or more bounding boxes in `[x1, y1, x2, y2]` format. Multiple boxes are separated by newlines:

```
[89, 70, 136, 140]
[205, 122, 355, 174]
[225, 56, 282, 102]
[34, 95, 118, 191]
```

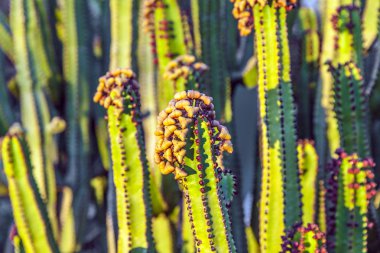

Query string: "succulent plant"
[155, 90, 235, 252]
[2, 129, 59, 253]
[94, 68, 154, 252]
[0, 0, 378, 252]
[281, 223, 327, 253]
[325, 149, 376, 252]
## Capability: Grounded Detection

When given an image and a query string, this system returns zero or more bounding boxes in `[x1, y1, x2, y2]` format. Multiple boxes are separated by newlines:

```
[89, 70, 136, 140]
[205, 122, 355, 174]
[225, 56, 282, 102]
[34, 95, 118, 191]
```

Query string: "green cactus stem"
[10, 0, 59, 237]
[329, 4, 371, 158]
[329, 61, 370, 157]
[318, 181, 327, 233]
[332, 4, 363, 71]
[60, 0, 92, 249]
[0, 50, 14, 135]
[231, 1, 302, 252]
[94, 68, 154, 252]
[0, 11, 14, 62]
[190, 0, 229, 119]
[319, 0, 341, 157]
[110, 0, 140, 70]
[325, 149, 376, 252]
[1, 130, 59, 253]
[298, 7, 320, 139]
[143, 0, 188, 109]
[362, 0, 380, 52]
[155, 90, 236, 252]
[281, 223, 327, 253]
[297, 140, 318, 225]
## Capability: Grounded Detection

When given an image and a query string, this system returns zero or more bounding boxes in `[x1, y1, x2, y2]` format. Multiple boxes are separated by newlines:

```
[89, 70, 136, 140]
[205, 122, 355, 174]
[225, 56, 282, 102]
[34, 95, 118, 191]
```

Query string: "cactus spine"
[155, 91, 236, 252]
[2, 131, 59, 253]
[94, 69, 154, 252]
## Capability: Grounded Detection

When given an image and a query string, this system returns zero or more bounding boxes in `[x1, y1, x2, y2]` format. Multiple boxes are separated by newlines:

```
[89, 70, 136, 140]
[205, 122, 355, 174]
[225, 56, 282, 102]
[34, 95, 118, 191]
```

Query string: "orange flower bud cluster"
[163, 55, 208, 82]
[93, 68, 138, 112]
[155, 91, 233, 179]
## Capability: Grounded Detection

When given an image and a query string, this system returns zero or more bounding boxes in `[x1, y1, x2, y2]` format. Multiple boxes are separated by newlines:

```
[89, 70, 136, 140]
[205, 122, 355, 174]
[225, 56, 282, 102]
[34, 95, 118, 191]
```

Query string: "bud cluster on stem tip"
[154, 90, 233, 179]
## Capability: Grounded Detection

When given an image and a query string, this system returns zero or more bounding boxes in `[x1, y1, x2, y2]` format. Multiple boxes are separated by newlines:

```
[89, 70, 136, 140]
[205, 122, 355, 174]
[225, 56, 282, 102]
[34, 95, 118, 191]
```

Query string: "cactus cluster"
[0, 0, 379, 253]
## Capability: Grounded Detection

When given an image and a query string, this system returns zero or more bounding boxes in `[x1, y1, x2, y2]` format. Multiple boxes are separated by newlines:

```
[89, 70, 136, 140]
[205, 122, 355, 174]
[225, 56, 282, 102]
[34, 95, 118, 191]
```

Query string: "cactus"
[231, 1, 302, 252]
[329, 61, 370, 157]
[329, 4, 371, 158]
[94, 68, 154, 252]
[0, 11, 14, 62]
[297, 140, 318, 225]
[0, 0, 379, 252]
[325, 149, 376, 252]
[143, 0, 188, 110]
[190, 0, 229, 119]
[163, 55, 208, 91]
[297, 7, 320, 139]
[1, 129, 59, 253]
[281, 223, 327, 253]
[109, 0, 140, 70]
[155, 90, 236, 252]
[60, 0, 91, 250]
[319, 0, 341, 158]
[10, 0, 59, 237]
[0, 50, 14, 135]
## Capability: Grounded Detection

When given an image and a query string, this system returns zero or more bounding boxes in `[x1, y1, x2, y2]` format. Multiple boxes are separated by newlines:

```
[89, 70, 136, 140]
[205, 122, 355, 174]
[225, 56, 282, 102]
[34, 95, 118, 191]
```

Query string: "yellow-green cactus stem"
[318, 180, 327, 233]
[10, 0, 59, 237]
[61, 0, 91, 249]
[362, 0, 380, 52]
[94, 68, 154, 252]
[181, 196, 195, 253]
[231, 1, 302, 252]
[0, 50, 14, 135]
[143, 0, 187, 110]
[190, 0, 229, 119]
[2, 131, 59, 253]
[319, 0, 341, 158]
[325, 149, 377, 252]
[329, 61, 370, 157]
[329, 4, 371, 158]
[281, 223, 327, 253]
[297, 140, 318, 225]
[332, 4, 364, 70]
[0, 11, 14, 62]
[13, 234, 26, 253]
[155, 91, 236, 252]
[110, 0, 140, 70]
[298, 7, 320, 139]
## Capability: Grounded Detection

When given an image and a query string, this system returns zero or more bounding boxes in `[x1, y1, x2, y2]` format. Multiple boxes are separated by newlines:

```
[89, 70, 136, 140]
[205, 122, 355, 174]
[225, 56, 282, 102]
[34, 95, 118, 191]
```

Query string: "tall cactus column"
[94, 69, 154, 252]
[231, 1, 301, 252]
[325, 149, 376, 252]
[2, 130, 60, 253]
[155, 91, 236, 252]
